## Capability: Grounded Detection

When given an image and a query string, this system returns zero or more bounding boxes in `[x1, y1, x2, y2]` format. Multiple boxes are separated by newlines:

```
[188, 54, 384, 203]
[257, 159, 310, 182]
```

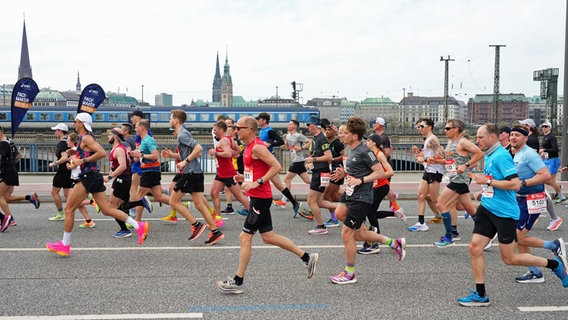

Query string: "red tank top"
[244, 137, 272, 199]
[373, 149, 389, 188]
[216, 136, 237, 178]
[110, 144, 131, 177]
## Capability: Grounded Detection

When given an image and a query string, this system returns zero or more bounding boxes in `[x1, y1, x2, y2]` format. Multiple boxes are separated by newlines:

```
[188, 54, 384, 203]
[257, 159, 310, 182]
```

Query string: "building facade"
[467, 93, 528, 126]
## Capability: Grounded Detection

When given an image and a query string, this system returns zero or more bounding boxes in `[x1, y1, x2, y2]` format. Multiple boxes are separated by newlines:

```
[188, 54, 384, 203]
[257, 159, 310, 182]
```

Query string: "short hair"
[290, 119, 299, 128]
[68, 132, 78, 144]
[346, 117, 366, 140]
[421, 118, 435, 128]
[121, 123, 133, 134]
[483, 123, 499, 137]
[241, 116, 258, 131]
[137, 119, 150, 130]
[224, 118, 235, 125]
[447, 119, 464, 133]
[171, 109, 187, 124]
[214, 120, 227, 132]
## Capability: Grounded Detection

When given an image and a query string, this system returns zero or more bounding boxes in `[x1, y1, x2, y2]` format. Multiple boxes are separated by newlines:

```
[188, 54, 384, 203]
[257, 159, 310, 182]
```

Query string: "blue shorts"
[544, 157, 560, 175]
[516, 195, 540, 231]
[131, 161, 143, 175]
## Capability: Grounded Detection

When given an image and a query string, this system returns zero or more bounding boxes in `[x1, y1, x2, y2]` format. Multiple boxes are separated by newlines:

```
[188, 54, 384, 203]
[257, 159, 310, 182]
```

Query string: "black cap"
[499, 126, 511, 134]
[364, 133, 382, 147]
[130, 110, 144, 118]
[255, 112, 270, 121]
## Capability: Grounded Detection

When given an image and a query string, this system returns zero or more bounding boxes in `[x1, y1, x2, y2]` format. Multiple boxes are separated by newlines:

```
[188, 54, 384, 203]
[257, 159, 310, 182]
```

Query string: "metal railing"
[13, 143, 427, 174]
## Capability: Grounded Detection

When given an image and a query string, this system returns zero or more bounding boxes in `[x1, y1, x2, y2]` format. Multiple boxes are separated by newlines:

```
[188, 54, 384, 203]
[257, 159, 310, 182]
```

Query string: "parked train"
[0, 105, 320, 132]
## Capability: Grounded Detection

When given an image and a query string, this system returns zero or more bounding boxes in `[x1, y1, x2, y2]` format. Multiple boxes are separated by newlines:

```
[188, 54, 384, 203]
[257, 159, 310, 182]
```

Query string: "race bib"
[342, 155, 348, 169]
[244, 166, 253, 182]
[481, 175, 494, 198]
[344, 174, 354, 196]
[320, 172, 330, 187]
[445, 159, 457, 177]
[527, 192, 547, 214]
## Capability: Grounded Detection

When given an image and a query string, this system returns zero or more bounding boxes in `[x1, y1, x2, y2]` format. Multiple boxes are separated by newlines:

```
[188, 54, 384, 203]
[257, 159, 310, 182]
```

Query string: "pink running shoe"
[214, 215, 225, 227]
[136, 221, 150, 245]
[330, 271, 357, 284]
[46, 241, 70, 256]
[393, 237, 406, 261]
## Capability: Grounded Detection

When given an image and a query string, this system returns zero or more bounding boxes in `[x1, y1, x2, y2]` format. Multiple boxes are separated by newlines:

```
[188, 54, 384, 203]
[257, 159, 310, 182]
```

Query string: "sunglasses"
[236, 126, 249, 131]
[542, 125, 550, 128]
[444, 127, 454, 131]
[419, 125, 428, 128]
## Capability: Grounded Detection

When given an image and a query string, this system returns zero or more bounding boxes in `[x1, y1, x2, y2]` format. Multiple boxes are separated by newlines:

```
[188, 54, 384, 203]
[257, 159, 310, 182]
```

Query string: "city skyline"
[0, 0, 565, 106]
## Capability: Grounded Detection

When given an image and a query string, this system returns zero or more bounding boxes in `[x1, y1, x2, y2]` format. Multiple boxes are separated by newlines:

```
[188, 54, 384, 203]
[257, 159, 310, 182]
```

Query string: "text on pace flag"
[11, 77, 39, 138]
[78, 83, 106, 114]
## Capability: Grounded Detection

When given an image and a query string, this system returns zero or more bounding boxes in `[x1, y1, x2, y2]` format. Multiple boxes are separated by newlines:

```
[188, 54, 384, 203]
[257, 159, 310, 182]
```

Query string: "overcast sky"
[0, 0, 566, 106]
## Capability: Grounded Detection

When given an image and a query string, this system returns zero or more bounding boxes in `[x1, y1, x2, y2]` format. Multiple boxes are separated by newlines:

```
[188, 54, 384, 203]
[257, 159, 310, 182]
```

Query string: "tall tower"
[18, 20, 33, 80]
[212, 52, 221, 102]
[220, 51, 233, 107]
[76, 71, 81, 92]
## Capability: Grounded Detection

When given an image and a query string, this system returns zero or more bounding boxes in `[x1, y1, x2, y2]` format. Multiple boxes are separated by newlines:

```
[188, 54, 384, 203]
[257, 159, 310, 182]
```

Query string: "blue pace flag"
[11, 77, 39, 138]
[78, 83, 106, 114]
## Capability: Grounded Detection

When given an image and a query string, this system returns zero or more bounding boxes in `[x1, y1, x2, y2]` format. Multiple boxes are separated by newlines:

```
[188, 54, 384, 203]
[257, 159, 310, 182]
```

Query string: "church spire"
[18, 19, 33, 80]
[76, 71, 81, 92]
[220, 50, 233, 107]
[212, 51, 221, 102]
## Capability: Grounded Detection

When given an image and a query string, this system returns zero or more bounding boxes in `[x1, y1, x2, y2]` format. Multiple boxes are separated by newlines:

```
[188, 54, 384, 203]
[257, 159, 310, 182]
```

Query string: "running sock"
[281, 188, 298, 207]
[452, 225, 458, 233]
[418, 215, 425, 224]
[330, 211, 337, 221]
[546, 197, 559, 220]
[57, 208, 63, 214]
[476, 283, 486, 297]
[125, 217, 139, 230]
[170, 209, 177, 217]
[543, 240, 557, 250]
[301, 252, 310, 264]
[115, 218, 128, 231]
[391, 201, 400, 211]
[281, 196, 287, 204]
[25, 195, 31, 201]
[233, 275, 244, 286]
[345, 264, 355, 275]
[62, 231, 72, 246]
[441, 211, 452, 238]
[380, 236, 395, 248]
[546, 259, 560, 270]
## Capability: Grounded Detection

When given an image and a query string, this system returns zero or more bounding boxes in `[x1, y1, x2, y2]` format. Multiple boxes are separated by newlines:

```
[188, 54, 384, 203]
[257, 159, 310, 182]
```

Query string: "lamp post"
[141, 84, 144, 104]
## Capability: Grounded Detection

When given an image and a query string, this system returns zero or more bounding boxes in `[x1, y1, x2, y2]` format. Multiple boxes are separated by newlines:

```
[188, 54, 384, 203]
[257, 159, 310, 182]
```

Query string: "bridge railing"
[13, 143, 428, 174]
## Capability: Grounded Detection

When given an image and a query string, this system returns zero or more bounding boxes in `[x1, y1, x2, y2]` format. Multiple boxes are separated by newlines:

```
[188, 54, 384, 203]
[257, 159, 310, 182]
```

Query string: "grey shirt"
[178, 128, 202, 174]
[344, 143, 378, 204]
[286, 132, 308, 163]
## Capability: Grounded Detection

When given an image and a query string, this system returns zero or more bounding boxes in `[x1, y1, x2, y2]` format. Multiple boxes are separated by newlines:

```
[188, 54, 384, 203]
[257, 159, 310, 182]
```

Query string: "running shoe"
[293, 202, 301, 218]
[434, 235, 454, 248]
[555, 194, 566, 203]
[8, 216, 16, 227]
[48, 212, 65, 221]
[161, 214, 178, 223]
[205, 231, 225, 245]
[142, 195, 153, 213]
[214, 215, 225, 227]
[0, 214, 10, 232]
[427, 216, 443, 224]
[515, 271, 544, 283]
[408, 222, 429, 232]
[457, 288, 490, 307]
[236, 209, 249, 216]
[305, 253, 319, 279]
[221, 206, 234, 214]
[45, 240, 70, 256]
[216, 278, 243, 294]
[126, 223, 134, 229]
[272, 199, 287, 208]
[113, 230, 132, 238]
[452, 232, 462, 241]
[330, 271, 357, 285]
[308, 226, 328, 235]
[188, 222, 206, 241]
[552, 238, 566, 257]
[298, 207, 314, 220]
[552, 255, 568, 287]
[136, 221, 149, 245]
[393, 238, 406, 261]
[547, 217, 563, 231]
[464, 212, 470, 219]
[324, 219, 340, 227]
[87, 194, 100, 214]
[79, 221, 96, 228]
[29, 192, 40, 209]
[357, 243, 380, 255]
[394, 208, 407, 224]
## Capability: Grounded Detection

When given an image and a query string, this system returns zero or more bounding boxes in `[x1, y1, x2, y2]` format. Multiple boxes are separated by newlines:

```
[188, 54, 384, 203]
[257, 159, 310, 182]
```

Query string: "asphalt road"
[0, 199, 567, 319]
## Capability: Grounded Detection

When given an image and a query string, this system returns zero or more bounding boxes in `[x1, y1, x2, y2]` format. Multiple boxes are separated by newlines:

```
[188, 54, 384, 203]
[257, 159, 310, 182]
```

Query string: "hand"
[346, 175, 361, 187]
[161, 149, 170, 158]
[176, 161, 186, 171]
[331, 167, 345, 181]
[48, 162, 56, 168]
[208, 148, 216, 156]
[103, 176, 110, 183]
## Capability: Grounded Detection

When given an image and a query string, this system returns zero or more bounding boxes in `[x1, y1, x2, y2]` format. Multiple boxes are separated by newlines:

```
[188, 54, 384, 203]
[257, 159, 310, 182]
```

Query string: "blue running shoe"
[29, 192, 40, 209]
[552, 238, 566, 257]
[434, 235, 455, 248]
[293, 202, 301, 218]
[142, 195, 153, 213]
[457, 288, 490, 307]
[237, 209, 249, 216]
[113, 230, 132, 238]
[553, 255, 568, 287]
[515, 271, 544, 283]
[324, 219, 340, 227]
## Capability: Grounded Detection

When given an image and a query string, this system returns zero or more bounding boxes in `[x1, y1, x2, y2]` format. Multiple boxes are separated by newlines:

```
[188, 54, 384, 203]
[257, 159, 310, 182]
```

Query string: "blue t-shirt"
[481, 145, 520, 219]
[139, 135, 160, 173]
[514, 145, 546, 195]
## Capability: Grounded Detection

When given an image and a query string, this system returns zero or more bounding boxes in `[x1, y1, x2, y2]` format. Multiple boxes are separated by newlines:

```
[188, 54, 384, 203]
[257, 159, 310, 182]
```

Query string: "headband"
[511, 127, 528, 136]
[110, 128, 124, 140]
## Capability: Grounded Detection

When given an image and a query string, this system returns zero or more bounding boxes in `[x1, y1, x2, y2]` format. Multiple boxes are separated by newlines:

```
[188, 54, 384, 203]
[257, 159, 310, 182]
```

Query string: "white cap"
[50, 123, 68, 132]
[519, 118, 536, 128]
[75, 113, 93, 132]
[542, 120, 552, 128]
[373, 117, 386, 126]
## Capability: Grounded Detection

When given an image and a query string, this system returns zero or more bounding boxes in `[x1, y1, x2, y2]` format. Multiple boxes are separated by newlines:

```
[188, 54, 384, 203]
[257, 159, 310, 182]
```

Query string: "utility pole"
[440, 55, 454, 123]
[490, 44, 506, 124]
[562, 4, 568, 181]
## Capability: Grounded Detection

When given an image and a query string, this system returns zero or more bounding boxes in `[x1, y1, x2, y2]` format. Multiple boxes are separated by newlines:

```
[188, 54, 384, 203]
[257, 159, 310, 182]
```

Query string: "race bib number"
[320, 172, 330, 187]
[342, 155, 348, 169]
[445, 159, 457, 177]
[527, 192, 547, 214]
[344, 174, 354, 196]
[244, 166, 253, 182]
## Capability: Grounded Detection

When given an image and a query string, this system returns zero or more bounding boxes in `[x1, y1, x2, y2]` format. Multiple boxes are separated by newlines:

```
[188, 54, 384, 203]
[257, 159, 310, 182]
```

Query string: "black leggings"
[366, 184, 394, 234]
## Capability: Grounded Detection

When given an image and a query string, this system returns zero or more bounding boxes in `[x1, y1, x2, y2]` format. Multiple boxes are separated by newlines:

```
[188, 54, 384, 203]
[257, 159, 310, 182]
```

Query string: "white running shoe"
[408, 222, 429, 232]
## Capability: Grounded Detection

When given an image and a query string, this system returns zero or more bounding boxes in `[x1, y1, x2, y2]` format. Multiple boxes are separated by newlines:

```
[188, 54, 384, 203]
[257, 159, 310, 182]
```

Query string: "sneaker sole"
[137, 222, 150, 245]
[330, 278, 357, 285]
[516, 277, 545, 283]
[45, 245, 69, 257]
[216, 281, 243, 294]
[358, 248, 381, 255]
[113, 233, 132, 238]
[548, 219, 563, 231]
[558, 238, 566, 257]
[189, 224, 206, 241]
[458, 301, 490, 307]
[205, 233, 225, 245]
[434, 242, 455, 248]
[307, 253, 319, 279]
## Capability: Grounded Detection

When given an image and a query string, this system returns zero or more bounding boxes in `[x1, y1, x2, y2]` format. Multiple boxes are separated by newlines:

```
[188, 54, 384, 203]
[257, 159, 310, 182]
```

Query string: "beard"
[109, 137, 115, 144]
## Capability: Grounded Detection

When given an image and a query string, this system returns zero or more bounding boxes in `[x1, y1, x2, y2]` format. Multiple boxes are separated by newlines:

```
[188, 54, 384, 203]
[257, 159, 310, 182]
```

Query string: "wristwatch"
[108, 175, 113, 181]
[486, 179, 492, 186]
[521, 180, 527, 187]
[257, 178, 264, 185]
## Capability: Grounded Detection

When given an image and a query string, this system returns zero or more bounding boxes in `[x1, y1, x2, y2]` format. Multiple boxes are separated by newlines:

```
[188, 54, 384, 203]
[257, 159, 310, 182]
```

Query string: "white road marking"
[0, 313, 202, 319]
[518, 306, 568, 312]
